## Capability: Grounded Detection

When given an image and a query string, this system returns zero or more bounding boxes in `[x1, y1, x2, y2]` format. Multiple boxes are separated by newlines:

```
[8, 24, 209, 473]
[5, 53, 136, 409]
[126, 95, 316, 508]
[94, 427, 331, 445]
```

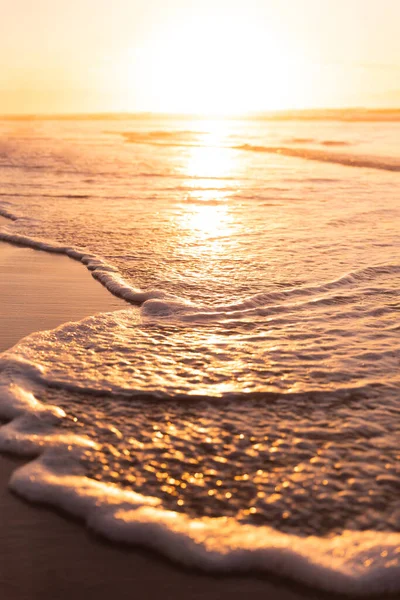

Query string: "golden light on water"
[182, 204, 233, 240]
[178, 122, 238, 240]
[184, 121, 238, 180]
[185, 145, 236, 181]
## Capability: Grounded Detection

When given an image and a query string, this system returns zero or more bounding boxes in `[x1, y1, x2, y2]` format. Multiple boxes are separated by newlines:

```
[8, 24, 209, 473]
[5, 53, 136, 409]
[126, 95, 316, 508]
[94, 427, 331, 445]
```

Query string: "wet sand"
[0, 238, 396, 600]
[0, 239, 124, 352]
[1, 453, 317, 600]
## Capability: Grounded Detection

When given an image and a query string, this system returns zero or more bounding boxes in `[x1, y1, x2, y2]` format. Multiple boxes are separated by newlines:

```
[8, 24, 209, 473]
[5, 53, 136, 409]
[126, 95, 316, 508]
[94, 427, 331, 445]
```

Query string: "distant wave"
[0, 203, 19, 221]
[113, 129, 400, 173]
[286, 137, 315, 144]
[0, 163, 48, 170]
[236, 145, 400, 172]
[0, 192, 90, 199]
[321, 140, 351, 146]
[120, 130, 205, 146]
[119, 130, 354, 152]
[286, 137, 351, 146]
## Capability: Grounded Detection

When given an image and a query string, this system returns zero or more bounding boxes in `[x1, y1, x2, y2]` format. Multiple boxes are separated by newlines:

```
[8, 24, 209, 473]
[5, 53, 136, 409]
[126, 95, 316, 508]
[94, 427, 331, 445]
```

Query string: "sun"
[104, 12, 310, 115]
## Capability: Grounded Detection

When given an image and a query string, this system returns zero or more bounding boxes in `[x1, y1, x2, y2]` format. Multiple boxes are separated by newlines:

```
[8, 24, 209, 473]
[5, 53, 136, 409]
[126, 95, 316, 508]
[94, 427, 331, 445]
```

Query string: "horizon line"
[1, 107, 400, 122]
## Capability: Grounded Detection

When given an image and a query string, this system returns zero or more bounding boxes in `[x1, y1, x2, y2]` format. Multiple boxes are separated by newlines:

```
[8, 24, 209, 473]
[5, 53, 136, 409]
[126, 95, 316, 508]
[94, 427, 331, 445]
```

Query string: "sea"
[0, 113, 399, 594]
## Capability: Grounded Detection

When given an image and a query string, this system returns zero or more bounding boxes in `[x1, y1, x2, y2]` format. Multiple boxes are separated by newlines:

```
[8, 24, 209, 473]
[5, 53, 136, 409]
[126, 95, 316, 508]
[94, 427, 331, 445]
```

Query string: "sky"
[1, 0, 400, 114]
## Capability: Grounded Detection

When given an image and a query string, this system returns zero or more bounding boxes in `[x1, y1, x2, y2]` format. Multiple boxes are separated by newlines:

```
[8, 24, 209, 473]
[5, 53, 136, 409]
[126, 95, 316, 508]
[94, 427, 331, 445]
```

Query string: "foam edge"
[0, 377, 399, 596]
[0, 207, 168, 306]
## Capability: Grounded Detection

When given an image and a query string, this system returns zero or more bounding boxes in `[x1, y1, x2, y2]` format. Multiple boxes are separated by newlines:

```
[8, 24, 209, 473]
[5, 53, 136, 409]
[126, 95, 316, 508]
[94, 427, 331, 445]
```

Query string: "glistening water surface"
[0, 115, 399, 594]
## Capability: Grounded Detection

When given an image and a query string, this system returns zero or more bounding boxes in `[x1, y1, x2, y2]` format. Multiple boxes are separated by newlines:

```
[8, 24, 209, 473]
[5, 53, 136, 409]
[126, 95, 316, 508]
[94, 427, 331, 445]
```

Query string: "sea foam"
[0, 209, 169, 306]
[0, 283, 399, 595]
[0, 373, 399, 595]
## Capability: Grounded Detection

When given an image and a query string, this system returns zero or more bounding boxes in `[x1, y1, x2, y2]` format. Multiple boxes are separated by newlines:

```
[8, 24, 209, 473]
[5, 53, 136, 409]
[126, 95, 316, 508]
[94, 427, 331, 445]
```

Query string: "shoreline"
[0, 239, 124, 352]
[2, 452, 400, 600]
[0, 453, 318, 600]
[0, 240, 399, 599]
[0, 239, 303, 600]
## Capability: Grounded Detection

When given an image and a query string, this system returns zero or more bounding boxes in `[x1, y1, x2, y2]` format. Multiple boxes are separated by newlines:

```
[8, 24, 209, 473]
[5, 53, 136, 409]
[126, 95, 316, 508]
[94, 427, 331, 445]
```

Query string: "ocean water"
[0, 115, 399, 594]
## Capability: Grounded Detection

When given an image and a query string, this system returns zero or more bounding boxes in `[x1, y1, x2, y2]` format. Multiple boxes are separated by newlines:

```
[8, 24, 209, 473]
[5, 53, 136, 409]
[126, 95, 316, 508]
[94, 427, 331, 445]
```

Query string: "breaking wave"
[112, 128, 399, 172]
[236, 144, 400, 172]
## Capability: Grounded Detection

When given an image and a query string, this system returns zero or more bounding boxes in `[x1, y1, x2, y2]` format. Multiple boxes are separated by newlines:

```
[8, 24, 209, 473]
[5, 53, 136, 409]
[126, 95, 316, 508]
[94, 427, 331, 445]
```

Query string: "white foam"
[0, 210, 171, 306]
[0, 373, 399, 595]
[141, 264, 400, 323]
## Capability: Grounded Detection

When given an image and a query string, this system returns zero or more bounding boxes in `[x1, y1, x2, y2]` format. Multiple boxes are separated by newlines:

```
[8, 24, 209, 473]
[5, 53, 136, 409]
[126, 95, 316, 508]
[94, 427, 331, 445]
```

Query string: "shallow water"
[0, 115, 399, 593]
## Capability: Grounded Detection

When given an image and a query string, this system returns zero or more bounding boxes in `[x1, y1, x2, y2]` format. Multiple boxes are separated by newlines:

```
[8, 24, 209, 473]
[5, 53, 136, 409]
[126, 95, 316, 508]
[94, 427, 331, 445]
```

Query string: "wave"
[1, 202, 399, 594]
[0, 366, 399, 595]
[321, 140, 351, 147]
[236, 145, 400, 172]
[141, 264, 400, 322]
[120, 130, 205, 147]
[2, 205, 399, 329]
[0, 192, 91, 199]
[0, 210, 173, 305]
[2, 209, 398, 323]
[112, 129, 399, 173]
[0, 203, 19, 221]
[118, 130, 352, 151]
[0, 163, 49, 170]
[286, 137, 351, 147]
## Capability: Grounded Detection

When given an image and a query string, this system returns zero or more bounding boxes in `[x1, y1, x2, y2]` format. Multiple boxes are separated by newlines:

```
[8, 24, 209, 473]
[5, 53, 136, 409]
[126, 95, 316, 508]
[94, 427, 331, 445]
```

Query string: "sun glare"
[183, 204, 233, 238]
[106, 13, 309, 115]
[185, 143, 235, 181]
[176, 121, 238, 242]
[4, 0, 400, 114]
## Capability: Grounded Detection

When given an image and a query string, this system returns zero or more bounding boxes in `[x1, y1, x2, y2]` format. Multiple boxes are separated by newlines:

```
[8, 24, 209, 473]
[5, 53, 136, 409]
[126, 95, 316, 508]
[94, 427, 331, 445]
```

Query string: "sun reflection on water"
[183, 120, 239, 182]
[181, 204, 234, 240]
[177, 121, 242, 243]
[185, 145, 236, 181]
